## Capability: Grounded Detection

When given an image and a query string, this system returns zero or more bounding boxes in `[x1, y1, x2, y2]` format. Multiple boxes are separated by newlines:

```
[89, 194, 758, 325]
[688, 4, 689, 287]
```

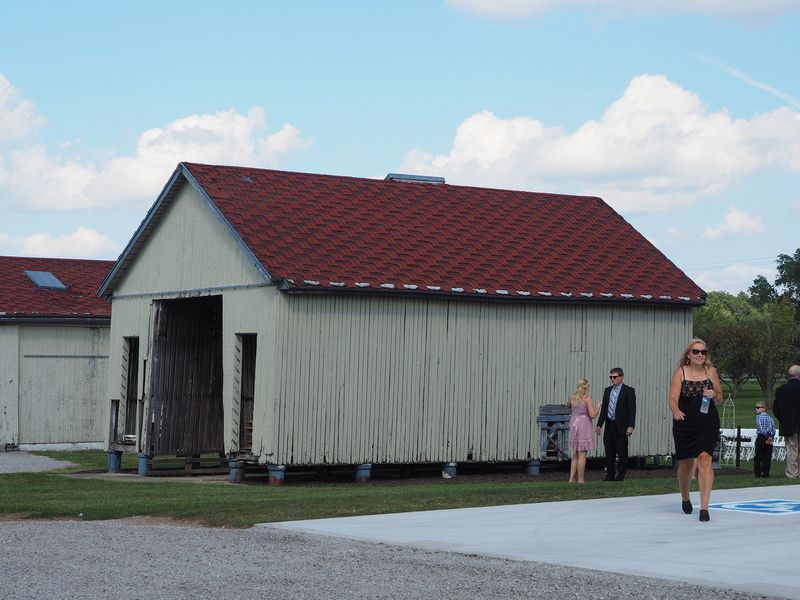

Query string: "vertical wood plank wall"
[17, 325, 109, 444]
[256, 294, 693, 465]
[0, 327, 20, 445]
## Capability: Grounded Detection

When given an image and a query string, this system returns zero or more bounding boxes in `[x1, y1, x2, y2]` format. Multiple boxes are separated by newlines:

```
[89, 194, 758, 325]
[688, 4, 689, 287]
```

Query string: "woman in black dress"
[668, 338, 723, 522]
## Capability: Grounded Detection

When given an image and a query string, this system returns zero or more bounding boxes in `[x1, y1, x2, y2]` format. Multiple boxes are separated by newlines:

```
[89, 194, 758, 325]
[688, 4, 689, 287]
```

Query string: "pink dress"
[569, 401, 596, 451]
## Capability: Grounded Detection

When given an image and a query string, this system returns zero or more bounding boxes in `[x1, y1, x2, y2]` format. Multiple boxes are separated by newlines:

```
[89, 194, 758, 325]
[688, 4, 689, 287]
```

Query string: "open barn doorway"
[146, 295, 224, 459]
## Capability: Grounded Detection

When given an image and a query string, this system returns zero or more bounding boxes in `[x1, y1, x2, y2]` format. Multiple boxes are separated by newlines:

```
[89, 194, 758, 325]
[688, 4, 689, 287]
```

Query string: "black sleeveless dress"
[672, 372, 719, 460]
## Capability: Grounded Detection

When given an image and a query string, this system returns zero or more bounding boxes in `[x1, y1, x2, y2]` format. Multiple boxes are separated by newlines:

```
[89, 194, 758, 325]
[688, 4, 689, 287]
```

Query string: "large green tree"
[748, 275, 777, 307]
[775, 248, 800, 305]
[744, 250, 800, 402]
[695, 249, 800, 404]
[695, 290, 800, 404]
[694, 291, 756, 397]
[750, 298, 798, 404]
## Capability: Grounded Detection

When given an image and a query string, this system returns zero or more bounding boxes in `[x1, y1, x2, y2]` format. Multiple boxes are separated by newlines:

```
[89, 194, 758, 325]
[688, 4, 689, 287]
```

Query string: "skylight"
[24, 270, 67, 290]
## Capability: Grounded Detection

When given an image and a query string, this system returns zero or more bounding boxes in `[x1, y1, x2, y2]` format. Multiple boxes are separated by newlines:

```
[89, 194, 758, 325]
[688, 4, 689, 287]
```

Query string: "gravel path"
[0, 519, 784, 600]
[0, 452, 785, 599]
[0, 451, 75, 473]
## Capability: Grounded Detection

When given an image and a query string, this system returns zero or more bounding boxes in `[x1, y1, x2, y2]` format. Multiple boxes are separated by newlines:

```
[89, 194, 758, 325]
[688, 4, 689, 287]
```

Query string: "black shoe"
[699, 510, 710, 522]
[682, 500, 693, 514]
[615, 475, 625, 482]
[603, 476, 615, 481]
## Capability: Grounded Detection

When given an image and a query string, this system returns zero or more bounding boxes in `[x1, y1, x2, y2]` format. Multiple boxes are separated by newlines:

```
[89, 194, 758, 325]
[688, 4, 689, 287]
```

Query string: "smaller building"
[0, 256, 113, 450]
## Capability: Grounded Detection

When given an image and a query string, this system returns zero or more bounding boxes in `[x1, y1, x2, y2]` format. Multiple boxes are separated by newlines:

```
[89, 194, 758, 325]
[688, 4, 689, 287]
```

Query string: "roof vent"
[385, 173, 445, 184]
[24, 270, 67, 290]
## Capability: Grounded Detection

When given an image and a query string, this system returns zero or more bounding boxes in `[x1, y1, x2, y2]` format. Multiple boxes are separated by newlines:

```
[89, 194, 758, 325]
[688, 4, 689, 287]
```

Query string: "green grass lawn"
[722, 379, 780, 429]
[0, 450, 794, 528]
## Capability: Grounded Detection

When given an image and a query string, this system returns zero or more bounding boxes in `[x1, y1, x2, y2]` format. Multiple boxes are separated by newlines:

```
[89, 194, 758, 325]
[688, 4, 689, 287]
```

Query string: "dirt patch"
[0, 513, 81, 522]
[65, 471, 229, 484]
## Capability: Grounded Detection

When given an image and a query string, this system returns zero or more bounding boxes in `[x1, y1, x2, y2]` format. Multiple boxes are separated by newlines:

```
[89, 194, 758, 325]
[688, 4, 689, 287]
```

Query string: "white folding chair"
[728, 428, 757, 462]
[719, 430, 736, 463]
[773, 435, 786, 461]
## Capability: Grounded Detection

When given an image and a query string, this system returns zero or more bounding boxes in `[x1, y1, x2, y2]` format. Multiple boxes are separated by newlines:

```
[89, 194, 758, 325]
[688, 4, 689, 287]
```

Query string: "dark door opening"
[123, 337, 139, 437]
[147, 295, 224, 457]
[237, 334, 257, 453]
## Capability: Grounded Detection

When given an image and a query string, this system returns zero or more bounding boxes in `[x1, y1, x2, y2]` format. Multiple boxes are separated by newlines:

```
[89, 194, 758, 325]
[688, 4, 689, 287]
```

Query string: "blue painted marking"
[708, 499, 800, 515]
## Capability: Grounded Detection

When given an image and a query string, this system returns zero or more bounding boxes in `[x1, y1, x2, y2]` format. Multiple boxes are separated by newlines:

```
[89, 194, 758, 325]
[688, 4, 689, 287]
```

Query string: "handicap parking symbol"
[709, 499, 800, 515]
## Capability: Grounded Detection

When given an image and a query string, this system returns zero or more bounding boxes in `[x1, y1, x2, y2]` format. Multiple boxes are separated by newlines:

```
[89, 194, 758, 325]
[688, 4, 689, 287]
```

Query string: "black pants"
[754, 434, 773, 477]
[603, 423, 629, 480]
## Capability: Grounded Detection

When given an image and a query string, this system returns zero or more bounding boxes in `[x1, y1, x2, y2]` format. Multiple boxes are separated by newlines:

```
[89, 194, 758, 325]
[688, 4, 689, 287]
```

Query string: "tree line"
[693, 248, 800, 405]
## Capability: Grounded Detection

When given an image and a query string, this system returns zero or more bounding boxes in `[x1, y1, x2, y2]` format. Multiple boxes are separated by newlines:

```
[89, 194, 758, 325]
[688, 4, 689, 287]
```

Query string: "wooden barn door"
[147, 296, 224, 457]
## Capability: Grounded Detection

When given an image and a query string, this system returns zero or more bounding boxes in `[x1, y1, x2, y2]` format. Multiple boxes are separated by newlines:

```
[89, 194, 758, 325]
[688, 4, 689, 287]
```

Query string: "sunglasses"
[690, 349, 708, 356]
[609, 375, 621, 380]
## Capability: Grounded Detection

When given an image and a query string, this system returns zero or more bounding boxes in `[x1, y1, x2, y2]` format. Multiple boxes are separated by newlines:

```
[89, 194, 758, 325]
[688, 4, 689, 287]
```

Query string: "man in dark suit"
[595, 367, 636, 481]
[773, 364, 800, 478]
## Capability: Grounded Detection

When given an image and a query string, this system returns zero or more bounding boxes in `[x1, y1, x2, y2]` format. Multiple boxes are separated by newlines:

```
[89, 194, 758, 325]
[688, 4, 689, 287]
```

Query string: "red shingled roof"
[176, 163, 704, 304]
[101, 163, 704, 304]
[0, 256, 113, 320]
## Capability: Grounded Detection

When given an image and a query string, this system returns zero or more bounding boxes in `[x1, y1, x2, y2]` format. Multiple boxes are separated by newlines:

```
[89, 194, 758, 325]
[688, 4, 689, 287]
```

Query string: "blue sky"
[1, 0, 799, 294]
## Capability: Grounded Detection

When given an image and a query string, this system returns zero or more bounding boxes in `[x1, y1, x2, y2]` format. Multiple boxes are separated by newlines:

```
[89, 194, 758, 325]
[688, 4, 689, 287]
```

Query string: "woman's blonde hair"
[569, 377, 590, 406]
[677, 338, 715, 369]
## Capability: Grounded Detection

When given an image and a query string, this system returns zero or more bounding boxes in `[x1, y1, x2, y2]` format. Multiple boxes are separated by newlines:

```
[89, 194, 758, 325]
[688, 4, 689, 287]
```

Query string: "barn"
[0, 256, 113, 450]
[98, 162, 705, 478]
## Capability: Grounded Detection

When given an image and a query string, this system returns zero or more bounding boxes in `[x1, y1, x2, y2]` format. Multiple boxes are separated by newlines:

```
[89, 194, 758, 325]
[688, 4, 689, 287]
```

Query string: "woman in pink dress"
[568, 377, 602, 483]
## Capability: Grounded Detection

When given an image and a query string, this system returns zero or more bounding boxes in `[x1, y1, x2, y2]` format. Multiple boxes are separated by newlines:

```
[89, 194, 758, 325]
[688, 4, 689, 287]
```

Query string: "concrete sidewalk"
[267, 485, 800, 599]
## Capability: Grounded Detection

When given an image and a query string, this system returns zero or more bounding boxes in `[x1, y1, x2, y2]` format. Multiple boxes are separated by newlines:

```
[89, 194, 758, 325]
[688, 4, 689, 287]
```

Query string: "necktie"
[609, 387, 619, 419]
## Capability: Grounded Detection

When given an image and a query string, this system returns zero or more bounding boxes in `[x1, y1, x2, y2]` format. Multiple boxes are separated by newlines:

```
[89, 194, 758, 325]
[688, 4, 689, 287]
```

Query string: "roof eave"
[0, 315, 112, 326]
[276, 281, 705, 306]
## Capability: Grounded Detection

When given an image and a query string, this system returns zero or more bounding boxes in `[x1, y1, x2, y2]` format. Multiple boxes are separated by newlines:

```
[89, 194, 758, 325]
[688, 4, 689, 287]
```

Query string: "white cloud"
[0, 226, 119, 258]
[687, 264, 776, 294]
[400, 74, 800, 213]
[76, 108, 312, 209]
[0, 74, 45, 143]
[689, 271, 718, 292]
[447, 0, 566, 18]
[0, 79, 312, 211]
[702, 207, 766, 240]
[446, 0, 800, 21]
[724, 262, 775, 283]
[686, 261, 777, 294]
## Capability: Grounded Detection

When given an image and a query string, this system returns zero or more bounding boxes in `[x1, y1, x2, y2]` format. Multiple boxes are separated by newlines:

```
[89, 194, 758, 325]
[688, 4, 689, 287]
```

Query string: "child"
[754, 401, 776, 478]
